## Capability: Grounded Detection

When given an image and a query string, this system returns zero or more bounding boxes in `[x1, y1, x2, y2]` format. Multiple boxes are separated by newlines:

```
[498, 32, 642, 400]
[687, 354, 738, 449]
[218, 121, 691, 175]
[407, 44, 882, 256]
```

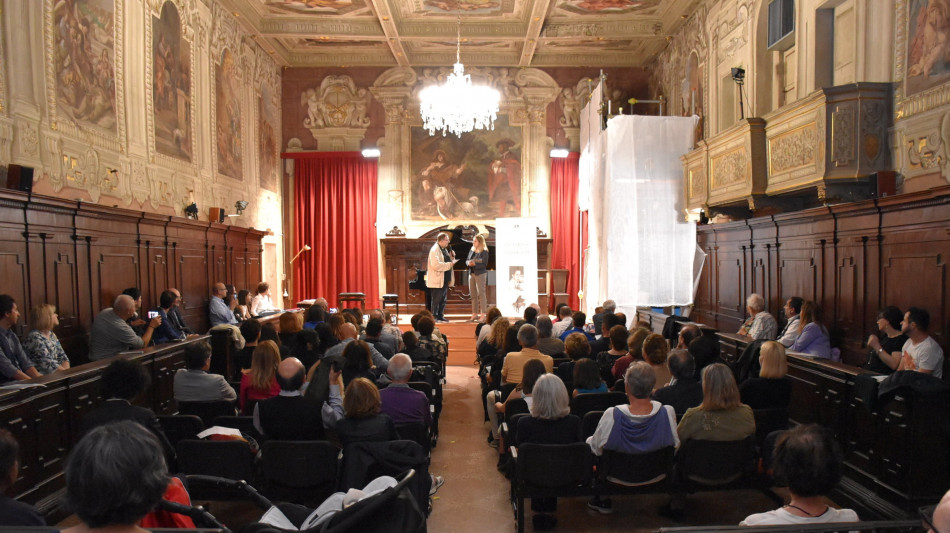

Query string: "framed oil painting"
[215, 48, 243, 181]
[409, 114, 522, 221]
[152, 1, 192, 161]
[905, 0, 950, 96]
[259, 85, 279, 192]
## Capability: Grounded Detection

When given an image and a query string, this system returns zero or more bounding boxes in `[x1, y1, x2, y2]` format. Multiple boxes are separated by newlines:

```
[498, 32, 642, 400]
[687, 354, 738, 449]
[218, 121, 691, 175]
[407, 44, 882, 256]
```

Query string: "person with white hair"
[379, 353, 430, 427]
[88, 294, 162, 361]
[738, 293, 777, 340]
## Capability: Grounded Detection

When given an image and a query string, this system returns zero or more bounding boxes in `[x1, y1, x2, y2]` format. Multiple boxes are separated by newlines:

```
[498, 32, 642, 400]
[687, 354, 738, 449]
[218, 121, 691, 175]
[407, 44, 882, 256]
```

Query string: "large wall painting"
[152, 1, 192, 161]
[215, 48, 243, 181]
[410, 114, 522, 221]
[259, 85, 279, 192]
[51, 0, 118, 133]
[905, 0, 950, 96]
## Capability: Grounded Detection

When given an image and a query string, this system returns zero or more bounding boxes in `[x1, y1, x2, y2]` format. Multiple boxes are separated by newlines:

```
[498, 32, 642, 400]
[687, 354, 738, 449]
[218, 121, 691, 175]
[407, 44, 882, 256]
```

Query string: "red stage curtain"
[550, 153, 582, 311]
[290, 152, 379, 308]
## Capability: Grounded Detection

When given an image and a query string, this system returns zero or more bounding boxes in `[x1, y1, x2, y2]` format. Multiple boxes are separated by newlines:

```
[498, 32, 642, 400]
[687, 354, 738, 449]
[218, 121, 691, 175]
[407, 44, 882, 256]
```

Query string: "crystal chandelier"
[419, 8, 500, 137]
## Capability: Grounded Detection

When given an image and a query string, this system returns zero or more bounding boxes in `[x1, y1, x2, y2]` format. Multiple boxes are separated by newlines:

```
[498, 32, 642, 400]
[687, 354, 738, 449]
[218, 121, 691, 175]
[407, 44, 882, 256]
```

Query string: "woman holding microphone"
[467, 234, 490, 322]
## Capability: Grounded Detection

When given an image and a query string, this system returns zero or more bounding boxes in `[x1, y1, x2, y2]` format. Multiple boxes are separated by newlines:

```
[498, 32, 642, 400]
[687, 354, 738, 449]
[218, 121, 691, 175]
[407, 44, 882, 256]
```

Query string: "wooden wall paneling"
[167, 220, 212, 334]
[749, 216, 779, 314]
[139, 214, 170, 311]
[147, 350, 186, 415]
[75, 204, 142, 317]
[228, 228, 248, 293]
[879, 190, 950, 355]
[774, 207, 834, 312]
[24, 198, 83, 357]
[0, 192, 30, 337]
[693, 227, 715, 326]
[710, 221, 750, 332]
[207, 224, 228, 293]
[831, 201, 881, 366]
[247, 231, 264, 288]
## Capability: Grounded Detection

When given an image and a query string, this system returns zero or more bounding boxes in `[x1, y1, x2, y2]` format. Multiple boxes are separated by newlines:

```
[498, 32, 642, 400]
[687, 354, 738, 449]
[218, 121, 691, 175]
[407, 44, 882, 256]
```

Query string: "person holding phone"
[152, 290, 193, 344]
[209, 282, 239, 326]
[467, 234, 490, 322]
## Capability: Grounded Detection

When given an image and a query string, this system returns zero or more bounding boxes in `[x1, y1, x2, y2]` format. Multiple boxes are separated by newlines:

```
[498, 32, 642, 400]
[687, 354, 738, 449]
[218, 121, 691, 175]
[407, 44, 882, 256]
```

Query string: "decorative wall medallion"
[769, 123, 818, 174]
[301, 75, 371, 129]
[711, 148, 746, 188]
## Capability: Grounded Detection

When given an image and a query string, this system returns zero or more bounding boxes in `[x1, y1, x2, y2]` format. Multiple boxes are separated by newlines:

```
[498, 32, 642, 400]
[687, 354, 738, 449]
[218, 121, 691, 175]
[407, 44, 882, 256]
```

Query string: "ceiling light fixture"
[418, 6, 499, 137]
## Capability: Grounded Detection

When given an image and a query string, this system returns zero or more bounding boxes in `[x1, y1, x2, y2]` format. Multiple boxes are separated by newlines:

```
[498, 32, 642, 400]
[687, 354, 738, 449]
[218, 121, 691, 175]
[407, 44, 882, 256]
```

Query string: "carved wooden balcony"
[682, 140, 708, 211]
[763, 83, 891, 202]
[703, 118, 769, 209]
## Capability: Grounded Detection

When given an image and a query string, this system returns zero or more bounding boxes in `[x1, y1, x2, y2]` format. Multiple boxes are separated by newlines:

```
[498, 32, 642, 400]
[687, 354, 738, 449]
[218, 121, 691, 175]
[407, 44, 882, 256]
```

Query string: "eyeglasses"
[920, 504, 941, 533]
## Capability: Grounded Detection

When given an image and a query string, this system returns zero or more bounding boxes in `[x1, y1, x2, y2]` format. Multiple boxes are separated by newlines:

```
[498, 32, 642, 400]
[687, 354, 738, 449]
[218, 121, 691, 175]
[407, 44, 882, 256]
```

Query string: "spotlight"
[731, 68, 745, 84]
[184, 203, 198, 220]
[361, 148, 380, 158]
[550, 148, 570, 158]
[234, 200, 248, 215]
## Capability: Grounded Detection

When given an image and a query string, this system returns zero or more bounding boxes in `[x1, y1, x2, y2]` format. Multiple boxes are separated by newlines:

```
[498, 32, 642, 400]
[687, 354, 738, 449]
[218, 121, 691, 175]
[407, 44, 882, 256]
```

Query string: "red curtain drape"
[550, 153, 582, 311]
[290, 152, 380, 308]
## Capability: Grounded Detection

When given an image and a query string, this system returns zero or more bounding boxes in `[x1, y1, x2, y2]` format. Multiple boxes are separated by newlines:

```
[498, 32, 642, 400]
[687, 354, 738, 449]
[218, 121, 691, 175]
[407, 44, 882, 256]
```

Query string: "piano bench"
[382, 294, 400, 322]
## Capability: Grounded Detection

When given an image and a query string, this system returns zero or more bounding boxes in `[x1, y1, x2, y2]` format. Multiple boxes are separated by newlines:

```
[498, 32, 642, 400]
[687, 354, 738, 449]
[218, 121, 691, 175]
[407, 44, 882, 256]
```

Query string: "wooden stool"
[337, 292, 366, 310]
[382, 293, 399, 322]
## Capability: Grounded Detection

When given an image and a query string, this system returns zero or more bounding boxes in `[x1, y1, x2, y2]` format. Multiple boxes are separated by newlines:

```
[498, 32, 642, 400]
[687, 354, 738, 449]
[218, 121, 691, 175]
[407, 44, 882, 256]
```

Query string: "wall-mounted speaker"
[209, 207, 225, 223]
[5, 164, 34, 193]
[870, 171, 897, 198]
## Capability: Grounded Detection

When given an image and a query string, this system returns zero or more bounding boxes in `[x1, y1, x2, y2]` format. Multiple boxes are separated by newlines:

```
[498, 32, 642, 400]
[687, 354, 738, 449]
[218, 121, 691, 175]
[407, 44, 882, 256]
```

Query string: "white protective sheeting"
[592, 114, 699, 312]
[578, 82, 604, 316]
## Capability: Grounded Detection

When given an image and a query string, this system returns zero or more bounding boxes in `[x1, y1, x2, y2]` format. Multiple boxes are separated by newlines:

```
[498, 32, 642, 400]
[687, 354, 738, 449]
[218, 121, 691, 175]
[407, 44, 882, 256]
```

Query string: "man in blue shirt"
[0, 295, 40, 383]
[209, 282, 239, 327]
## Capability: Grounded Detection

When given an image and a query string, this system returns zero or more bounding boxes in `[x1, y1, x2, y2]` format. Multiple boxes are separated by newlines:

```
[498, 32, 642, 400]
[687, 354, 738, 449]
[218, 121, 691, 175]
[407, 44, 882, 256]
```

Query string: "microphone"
[290, 244, 312, 264]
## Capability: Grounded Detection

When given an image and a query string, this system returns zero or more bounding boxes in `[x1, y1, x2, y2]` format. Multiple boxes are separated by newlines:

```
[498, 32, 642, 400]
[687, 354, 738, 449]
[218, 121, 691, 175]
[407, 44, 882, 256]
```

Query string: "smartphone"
[147, 311, 159, 319]
[363, 314, 370, 324]
[329, 307, 338, 314]
[390, 315, 398, 326]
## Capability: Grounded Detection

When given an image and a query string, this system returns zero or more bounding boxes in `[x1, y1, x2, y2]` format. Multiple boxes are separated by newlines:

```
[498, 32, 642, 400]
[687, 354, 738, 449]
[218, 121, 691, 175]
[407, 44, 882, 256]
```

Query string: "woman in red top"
[239, 340, 281, 414]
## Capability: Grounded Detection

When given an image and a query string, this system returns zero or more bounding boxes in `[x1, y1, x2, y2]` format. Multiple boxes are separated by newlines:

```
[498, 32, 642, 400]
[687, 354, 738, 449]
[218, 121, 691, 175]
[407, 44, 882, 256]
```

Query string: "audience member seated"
[550, 306, 574, 340]
[897, 307, 945, 378]
[592, 299, 616, 336]
[477, 316, 509, 367]
[488, 358, 546, 447]
[688, 335, 723, 381]
[535, 316, 564, 357]
[558, 311, 595, 342]
[790, 301, 837, 361]
[166, 288, 194, 335]
[209, 282, 239, 326]
[555, 332, 590, 385]
[234, 289, 252, 322]
[676, 324, 702, 350]
[476, 307, 503, 346]
[523, 306, 539, 326]
[416, 316, 447, 363]
[380, 354, 431, 427]
[60, 421, 171, 533]
[363, 318, 395, 360]
[23, 303, 70, 375]
[239, 340, 281, 414]
[324, 322, 388, 373]
[611, 327, 649, 382]
[342, 308, 364, 334]
[88, 295, 162, 361]
[174, 341, 236, 403]
[402, 330, 434, 363]
[342, 340, 378, 387]
[776, 297, 803, 348]
[740, 424, 858, 526]
[379, 309, 403, 352]
[152, 290, 189, 344]
[738, 293, 777, 340]
[677, 363, 754, 444]
[0, 429, 44, 525]
[234, 319, 262, 379]
[121, 287, 147, 336]
[278, 311, 304, 348]
[590, 313, 622, 355]
[863, 305, 907, 374]
[290, 328, 320, 371]
[321, 313, 346, 354]
[81, 359, 175, 464]
[739, 341, 792, 410]
[515, 374, 581, 530]
[303, 304, 325, 330]
[254, 357, 323, 440]
[501, 325, 554, 385]
[573, 358, 607, 396]
[260, 322, 290, 359]
[653, 349, 703, 419]
[642, 333, 672, 392]
[323, 376, 398, 448]
[586, 362, 679, 514]
[250, 282, 279, 317]
[595, 324, 628, 383]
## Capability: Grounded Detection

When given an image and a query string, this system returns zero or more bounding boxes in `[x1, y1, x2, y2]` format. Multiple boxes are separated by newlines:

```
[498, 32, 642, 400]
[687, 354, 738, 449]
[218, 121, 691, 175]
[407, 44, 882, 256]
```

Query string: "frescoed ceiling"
[221, 0, 701, 67]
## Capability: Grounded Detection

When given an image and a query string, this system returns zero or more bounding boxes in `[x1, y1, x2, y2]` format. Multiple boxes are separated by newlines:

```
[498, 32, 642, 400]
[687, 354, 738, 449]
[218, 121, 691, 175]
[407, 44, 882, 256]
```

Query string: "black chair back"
[601, 445, 675, 488]
[395, 421, 431, 454]
[506, 413, 529, 447]
[570, 391, 627, 417]
[178, 400, 237, 426]
[157, 415, 204, 448]
[259, 440, 339, 506]
[177, 439, 256, 500]
[511, 442, 593, 533]
[753, 408, 789, 450]
[676, 436, 756, 487]
[580, 410, 604, 441]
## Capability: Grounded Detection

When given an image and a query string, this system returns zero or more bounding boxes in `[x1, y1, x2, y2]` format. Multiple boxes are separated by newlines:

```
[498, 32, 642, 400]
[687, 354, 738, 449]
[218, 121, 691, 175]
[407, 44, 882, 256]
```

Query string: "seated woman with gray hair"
[61, 420, 171, 533]
[585, 362, 680, 514]
[515, 373, 581, 531]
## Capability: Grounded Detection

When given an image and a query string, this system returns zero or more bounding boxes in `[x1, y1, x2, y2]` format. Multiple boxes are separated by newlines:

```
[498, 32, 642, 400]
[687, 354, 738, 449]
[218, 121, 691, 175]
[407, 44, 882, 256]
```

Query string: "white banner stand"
[494, 218, 539, 317]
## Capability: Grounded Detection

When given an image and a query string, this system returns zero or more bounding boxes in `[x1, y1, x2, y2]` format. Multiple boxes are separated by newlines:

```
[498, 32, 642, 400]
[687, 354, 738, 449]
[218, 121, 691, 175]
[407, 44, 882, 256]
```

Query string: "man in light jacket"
[426, 232, 455, 323]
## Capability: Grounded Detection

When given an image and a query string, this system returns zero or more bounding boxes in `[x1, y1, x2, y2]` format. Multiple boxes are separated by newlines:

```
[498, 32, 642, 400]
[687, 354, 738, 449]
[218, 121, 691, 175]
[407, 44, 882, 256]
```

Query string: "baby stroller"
[167, 470, 426, 533]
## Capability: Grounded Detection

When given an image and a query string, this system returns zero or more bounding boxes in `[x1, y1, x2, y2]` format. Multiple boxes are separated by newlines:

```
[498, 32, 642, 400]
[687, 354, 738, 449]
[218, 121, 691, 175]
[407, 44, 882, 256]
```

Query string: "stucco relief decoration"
[18, 121, 40, 158]
[131, 158, 150, 204]
[906, 112, 950, 171]
[831, 107, 855, 167]
[558, 79, 592, 128]
[301, 75, 371, 130]
[861, 101, 885, 163]
[711, 148, 747, 188]
[770, 124, 818, 173]
[689, 167, 706, 198]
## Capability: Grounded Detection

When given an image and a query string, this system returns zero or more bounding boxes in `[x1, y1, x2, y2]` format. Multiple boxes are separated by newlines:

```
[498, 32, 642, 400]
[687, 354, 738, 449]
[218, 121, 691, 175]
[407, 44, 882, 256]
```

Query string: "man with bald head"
[166, 288, 194, 335]
[209, 282, 239, 327]
[253, 357, 324, 440]
[380, 354, 431, 427]
[88, 295, 162, 361]
[323, 322, 389, 373]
